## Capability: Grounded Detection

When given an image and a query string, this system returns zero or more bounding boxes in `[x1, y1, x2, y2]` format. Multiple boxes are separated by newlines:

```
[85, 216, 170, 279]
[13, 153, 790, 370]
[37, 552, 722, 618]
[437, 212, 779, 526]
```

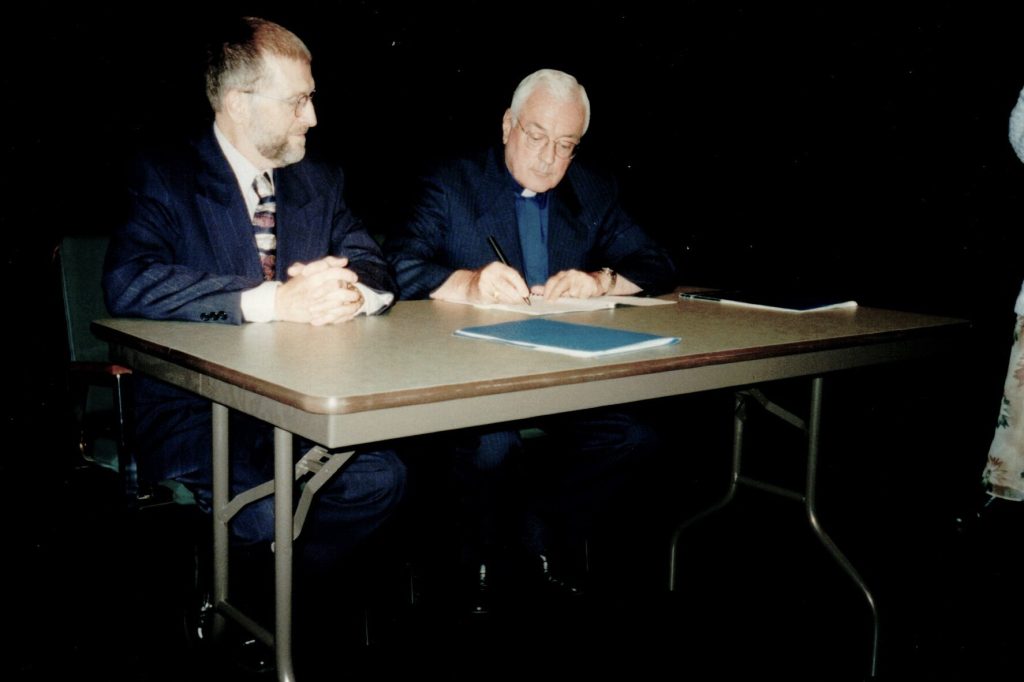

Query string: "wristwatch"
[599, 267, 617, 295]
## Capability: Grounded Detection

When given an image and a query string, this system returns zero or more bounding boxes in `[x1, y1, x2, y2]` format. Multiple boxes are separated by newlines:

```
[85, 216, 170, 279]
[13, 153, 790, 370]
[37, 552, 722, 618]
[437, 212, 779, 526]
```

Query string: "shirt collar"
[506, 168, 548, 207]
[213, 123, 272, 209]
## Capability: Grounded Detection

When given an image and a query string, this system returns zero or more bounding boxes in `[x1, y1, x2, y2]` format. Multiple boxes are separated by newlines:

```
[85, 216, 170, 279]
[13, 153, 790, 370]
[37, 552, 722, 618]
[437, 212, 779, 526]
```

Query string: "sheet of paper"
[680, 291, 857, 313]
[453, 294, 674, 316]
[603, 295, 676, 307]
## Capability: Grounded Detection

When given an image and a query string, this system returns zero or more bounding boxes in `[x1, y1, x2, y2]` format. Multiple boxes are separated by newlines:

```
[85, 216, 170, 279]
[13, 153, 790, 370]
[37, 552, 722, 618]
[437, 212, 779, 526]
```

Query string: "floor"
[5, 356, 1021, 682]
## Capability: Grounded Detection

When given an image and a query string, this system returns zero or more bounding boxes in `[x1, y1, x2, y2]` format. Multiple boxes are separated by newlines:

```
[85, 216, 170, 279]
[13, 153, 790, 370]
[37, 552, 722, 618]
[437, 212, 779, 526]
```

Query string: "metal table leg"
[668, 377, 880, 678]
[273, 427, 297, 682]
[209, 410, 354, 681]
[804, 378, 879, 679]
[209, 408, 297, 681]
[211, 403, 229, 641]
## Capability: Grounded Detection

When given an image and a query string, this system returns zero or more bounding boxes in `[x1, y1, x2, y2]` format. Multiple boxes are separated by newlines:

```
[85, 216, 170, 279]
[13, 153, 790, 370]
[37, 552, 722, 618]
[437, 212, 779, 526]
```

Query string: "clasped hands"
[275, 256, 364, 325]
[463, 262, 607, 304]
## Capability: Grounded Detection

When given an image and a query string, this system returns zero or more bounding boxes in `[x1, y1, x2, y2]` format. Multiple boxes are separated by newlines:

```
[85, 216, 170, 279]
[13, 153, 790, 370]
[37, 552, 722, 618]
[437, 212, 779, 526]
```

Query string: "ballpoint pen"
[486, 235, 531, 306]
[679, 292, 722, 302]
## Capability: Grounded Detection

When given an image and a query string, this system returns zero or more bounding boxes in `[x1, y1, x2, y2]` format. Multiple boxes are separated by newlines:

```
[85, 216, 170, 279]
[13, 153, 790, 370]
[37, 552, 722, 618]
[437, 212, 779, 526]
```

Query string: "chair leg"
[181, 514, 216, 651]
[66, 376, 94, 467]
[111, 373, 140, 499]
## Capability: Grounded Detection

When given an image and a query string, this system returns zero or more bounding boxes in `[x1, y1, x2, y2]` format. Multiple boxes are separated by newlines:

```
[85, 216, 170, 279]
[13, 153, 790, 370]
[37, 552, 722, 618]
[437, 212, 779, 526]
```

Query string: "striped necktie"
[252, 172, 277, 281]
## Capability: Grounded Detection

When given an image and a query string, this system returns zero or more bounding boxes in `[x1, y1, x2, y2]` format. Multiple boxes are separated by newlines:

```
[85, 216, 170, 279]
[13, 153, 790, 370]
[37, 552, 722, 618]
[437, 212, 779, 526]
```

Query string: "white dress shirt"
[212, 123, 391, 321]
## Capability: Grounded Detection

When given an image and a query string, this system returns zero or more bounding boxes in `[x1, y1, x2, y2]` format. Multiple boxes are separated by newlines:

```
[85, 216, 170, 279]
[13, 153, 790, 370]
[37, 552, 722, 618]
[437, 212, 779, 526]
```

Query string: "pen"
[487, 235, 531, 306]
[679, 292, 721, 302]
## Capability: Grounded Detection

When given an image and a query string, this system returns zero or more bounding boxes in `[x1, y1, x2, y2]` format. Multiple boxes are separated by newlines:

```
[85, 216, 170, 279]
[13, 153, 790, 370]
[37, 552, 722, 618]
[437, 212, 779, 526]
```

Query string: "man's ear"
[501, 108, 513, 145]
[222, 89, 250, 123]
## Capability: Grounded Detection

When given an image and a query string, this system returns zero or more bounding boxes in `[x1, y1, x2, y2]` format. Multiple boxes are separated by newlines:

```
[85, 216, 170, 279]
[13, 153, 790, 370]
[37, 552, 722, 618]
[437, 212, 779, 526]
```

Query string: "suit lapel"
[274, 165, 319, 272]
[547, 169, 587, 275]
[472, 151, 523, 270]
[193, 133, 263, 279]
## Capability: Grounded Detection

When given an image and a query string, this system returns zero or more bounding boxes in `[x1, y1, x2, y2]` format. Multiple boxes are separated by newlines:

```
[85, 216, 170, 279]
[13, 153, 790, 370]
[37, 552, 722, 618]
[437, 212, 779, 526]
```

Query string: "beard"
[251, 119, 307, 167]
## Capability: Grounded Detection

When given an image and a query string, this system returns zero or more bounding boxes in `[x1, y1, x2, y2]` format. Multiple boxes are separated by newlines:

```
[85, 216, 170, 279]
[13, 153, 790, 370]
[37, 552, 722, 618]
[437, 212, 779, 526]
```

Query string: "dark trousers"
[178, 411, 407, 573]
[446, 405, 660, 572]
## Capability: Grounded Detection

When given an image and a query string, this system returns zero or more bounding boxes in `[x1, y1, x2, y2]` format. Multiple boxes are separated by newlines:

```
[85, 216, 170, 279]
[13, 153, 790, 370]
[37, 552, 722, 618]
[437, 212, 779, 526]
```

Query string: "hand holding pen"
[485, 235, 532, 306]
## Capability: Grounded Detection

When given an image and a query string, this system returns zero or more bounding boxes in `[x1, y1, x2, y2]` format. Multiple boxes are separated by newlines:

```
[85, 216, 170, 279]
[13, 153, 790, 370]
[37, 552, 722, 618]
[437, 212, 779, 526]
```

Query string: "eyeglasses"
[245, 90, 315, 117]
[514, 118, 579, 160]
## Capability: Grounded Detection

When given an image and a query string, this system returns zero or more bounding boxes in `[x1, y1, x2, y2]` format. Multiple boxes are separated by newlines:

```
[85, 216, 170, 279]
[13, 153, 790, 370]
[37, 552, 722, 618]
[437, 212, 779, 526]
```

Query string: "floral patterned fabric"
[982, 94, 1024, 501]
[982, 313, 1024, 501]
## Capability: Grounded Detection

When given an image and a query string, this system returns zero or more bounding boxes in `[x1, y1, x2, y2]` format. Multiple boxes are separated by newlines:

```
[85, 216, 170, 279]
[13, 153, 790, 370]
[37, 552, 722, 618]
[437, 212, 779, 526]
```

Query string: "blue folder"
[454, 318, 680, 358]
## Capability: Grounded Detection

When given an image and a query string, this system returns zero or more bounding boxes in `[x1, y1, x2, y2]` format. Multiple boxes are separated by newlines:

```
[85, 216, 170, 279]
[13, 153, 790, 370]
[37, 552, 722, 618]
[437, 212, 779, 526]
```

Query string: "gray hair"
[510, 69, 591, 135]
[205, 17, 312, 112]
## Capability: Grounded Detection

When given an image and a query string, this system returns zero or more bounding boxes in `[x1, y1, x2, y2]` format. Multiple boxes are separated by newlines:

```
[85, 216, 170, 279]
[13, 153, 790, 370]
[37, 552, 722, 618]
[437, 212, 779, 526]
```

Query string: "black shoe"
[231, 637, 276, 676]
[537, 553, 584, 600]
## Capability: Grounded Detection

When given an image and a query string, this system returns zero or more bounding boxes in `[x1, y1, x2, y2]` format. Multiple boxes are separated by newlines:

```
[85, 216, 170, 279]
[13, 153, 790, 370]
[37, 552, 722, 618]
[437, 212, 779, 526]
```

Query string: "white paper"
[452, 295, 674, 316]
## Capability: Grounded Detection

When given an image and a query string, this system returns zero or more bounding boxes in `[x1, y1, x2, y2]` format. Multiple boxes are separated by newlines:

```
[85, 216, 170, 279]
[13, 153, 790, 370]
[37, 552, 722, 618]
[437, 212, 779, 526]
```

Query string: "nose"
[538, 139, 556, 165]
[300, 99, 317, 128]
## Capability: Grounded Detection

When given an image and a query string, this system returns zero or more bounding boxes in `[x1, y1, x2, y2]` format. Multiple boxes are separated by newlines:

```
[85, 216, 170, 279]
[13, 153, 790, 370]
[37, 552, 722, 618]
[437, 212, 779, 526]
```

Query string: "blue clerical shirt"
[514, 186, 549, 287]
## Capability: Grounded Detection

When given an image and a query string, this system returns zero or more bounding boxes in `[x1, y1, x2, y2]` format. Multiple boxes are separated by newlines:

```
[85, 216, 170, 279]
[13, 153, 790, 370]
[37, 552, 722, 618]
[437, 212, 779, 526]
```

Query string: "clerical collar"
[508, 172, 548, 207]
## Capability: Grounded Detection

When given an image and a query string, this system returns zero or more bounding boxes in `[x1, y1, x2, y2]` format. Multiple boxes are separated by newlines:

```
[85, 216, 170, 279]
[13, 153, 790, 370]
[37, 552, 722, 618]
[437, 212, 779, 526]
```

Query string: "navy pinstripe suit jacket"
[386, 147, 676, 300]
[102, 129, 395, 481]
[104, 128, 393, 324]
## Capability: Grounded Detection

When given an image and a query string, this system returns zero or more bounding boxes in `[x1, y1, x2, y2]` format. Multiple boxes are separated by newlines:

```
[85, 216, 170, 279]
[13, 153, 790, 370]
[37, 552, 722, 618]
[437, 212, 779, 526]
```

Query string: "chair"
[56, 234, 185, 508]
[56, 235, 133, 481]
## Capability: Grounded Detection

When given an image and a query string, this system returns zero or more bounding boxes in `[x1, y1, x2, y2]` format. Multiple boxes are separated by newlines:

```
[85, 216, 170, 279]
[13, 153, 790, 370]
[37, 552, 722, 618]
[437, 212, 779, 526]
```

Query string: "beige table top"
[94, 297, 966, 448]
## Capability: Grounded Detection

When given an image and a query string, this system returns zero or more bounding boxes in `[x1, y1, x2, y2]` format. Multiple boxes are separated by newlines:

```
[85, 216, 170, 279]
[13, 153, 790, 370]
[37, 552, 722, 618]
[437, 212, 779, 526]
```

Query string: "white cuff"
[240, 281, 282, 322]
[355, 283, 394, 315]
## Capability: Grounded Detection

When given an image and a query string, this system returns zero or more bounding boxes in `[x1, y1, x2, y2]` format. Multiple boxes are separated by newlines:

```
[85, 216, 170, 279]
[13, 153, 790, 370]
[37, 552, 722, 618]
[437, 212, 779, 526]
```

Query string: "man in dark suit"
[104, 17, 405, 577]
[386, 68, 675, 611]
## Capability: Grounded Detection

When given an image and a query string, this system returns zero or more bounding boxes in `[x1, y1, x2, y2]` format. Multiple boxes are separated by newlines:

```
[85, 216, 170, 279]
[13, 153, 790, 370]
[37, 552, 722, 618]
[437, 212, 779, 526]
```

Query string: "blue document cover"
[454, 318, 680, 358]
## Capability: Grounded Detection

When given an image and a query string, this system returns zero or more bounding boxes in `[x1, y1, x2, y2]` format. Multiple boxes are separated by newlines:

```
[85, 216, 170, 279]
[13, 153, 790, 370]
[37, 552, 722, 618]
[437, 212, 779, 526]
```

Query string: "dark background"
[10, 0, 1023, 454]
[11, 2, 1024, 313]
[3, 3, 1023, 678]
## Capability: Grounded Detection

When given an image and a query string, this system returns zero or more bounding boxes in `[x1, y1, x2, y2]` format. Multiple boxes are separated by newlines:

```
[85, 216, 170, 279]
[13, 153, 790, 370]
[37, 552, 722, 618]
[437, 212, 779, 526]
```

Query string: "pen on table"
[486, 235, 531, 306]
[679, 292, 722, 302]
